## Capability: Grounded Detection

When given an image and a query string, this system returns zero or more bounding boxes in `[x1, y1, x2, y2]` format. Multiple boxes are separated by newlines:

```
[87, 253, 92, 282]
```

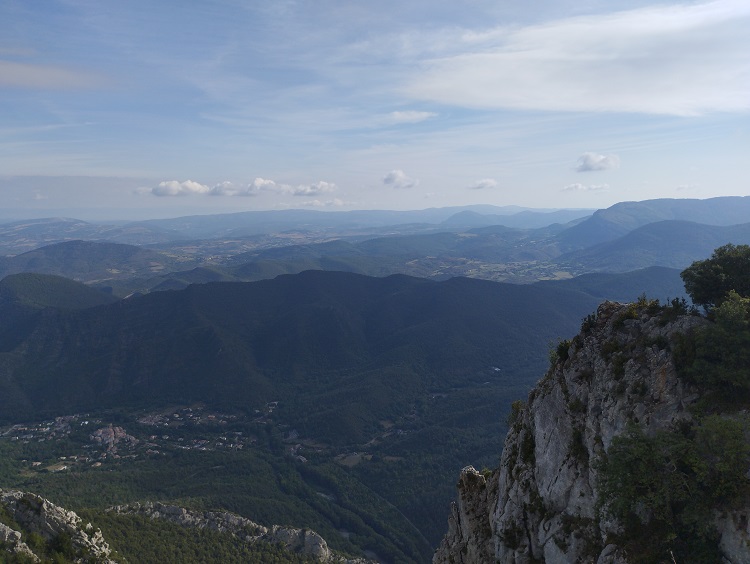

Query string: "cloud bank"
[150, 178, 336, 198]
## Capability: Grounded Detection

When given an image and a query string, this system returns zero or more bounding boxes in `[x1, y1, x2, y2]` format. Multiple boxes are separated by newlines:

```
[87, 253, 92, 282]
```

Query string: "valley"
[1, 197, 749, 562]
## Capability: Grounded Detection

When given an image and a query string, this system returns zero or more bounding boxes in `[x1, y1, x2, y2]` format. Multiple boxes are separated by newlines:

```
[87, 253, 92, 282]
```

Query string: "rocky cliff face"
[0, 489, 114, 562]
[0, 490, 369, 563]
[434, 301, 750, 563]
[108, 502, 371, 563]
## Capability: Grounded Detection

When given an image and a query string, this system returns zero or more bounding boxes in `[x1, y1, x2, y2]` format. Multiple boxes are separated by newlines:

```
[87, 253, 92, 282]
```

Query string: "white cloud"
[383, 169, 418, 189]
[467, 178, 497, 190]
[235, 177, 290, 196]
[388, 111, 437, 124]
[407, 0, 750, 115]
[208, 181, 241, 196]
[202, 178, 336, 197]
[249, 177, 282, 192]
[291, 180, 336, 196]
[562, 183, 610, 192]
[152, 180, 210, 196]
[576, 152, 620, 172]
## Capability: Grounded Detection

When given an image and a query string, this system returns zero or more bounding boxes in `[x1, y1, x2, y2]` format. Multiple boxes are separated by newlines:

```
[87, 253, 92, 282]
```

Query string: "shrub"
[506, 399, 525, 428]
[679, 291, 750, 397]
[681, 244, 750, 310]
[597, 417, 750, 563]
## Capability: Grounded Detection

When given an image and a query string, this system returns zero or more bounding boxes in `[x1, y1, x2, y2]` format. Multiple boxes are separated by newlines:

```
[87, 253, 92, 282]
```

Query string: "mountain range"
[1, 195, 749, 562]
[2, 197, 749, 295]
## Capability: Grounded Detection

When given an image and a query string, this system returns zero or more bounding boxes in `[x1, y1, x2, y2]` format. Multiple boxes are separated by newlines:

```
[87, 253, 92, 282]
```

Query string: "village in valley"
[0, 402, 412, 475]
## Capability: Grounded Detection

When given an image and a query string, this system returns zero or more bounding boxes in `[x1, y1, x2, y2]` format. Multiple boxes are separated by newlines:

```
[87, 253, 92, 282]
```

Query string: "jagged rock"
[0, 521, 40, 562]
[434, 466, 497, 563]
[435, 301, 750, 563]
[108, 501, 370, 563]
[270, 525, 331, 560]
[0, 489, 114, 562]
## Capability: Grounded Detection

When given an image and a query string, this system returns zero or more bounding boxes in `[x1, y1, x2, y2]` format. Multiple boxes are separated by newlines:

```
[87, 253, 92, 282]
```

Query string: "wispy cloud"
[387, 111, 437, 124]
[467, 178, 497, 190]
[300, 198, 345, 207]
[383, 169, 418, 189]
[562, 183, 610, 192]
[576, 153, 620, 172]
[0, 60, 102, 89]
[407, 0, 750, 115]
[149, 177, 337, 198]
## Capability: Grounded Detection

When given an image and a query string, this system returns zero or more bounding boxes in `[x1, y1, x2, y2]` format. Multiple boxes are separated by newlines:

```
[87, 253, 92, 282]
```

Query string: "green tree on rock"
[681, 244, 750, 309]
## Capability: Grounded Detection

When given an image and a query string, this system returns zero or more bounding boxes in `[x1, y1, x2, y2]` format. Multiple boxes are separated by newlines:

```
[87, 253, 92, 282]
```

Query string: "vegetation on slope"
[0, 273, 117, 310]
[596, 244, 750, 563]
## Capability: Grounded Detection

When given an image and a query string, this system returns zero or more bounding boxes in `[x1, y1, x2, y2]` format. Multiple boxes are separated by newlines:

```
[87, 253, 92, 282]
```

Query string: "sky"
[1, 0, 748, 220]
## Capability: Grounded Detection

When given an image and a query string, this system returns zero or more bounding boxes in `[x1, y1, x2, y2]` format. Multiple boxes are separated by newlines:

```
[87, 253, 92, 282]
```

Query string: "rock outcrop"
[0, 489, 114, 562]
[108, 501, 370, 563]
[435, 301, 750, 563]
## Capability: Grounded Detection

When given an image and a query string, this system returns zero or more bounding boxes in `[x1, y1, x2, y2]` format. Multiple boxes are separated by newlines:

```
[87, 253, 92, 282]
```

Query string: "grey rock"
[435, 301, 749, 563]
[108, 501, 371, 563]
[0, 489, 114, 562]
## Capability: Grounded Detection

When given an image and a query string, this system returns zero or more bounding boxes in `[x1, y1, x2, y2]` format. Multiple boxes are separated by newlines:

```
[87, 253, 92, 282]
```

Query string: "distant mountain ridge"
[557, 196, 750, 249]
[557, 220, 750, 272]
[2, 197, 749, 293]
[0, 205, 588, 254]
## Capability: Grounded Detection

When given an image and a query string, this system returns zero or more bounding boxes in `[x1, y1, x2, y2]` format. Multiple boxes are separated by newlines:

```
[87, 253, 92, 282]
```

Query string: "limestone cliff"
[0, 491, 368, 563]
[108, 502, 371, 563]
[434, 301, 750, 563]
[0, 489, 114, 562]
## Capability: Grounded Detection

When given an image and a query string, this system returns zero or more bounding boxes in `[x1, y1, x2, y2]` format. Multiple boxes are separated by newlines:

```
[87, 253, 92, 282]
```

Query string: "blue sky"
[1, 0, 748, 219]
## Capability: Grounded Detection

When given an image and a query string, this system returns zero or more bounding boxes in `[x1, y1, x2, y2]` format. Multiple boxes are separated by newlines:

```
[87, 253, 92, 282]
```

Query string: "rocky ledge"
[0, 489, 114, 563]
[108, 501, 371, 563]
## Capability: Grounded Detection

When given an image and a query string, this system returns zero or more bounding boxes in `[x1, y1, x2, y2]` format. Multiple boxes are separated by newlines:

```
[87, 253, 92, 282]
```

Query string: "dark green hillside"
[147, 265, 240, 291]
[0, 240, 194, 283]
[0, 272, 118, 310]
[0, 271, 600, 427]
[0, 273, 118, 357]
[558, 220, 750, 273]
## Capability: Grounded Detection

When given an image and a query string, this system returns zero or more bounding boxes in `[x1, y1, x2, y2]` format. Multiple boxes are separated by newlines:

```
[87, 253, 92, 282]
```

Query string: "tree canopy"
[681, 244, 750, 309]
